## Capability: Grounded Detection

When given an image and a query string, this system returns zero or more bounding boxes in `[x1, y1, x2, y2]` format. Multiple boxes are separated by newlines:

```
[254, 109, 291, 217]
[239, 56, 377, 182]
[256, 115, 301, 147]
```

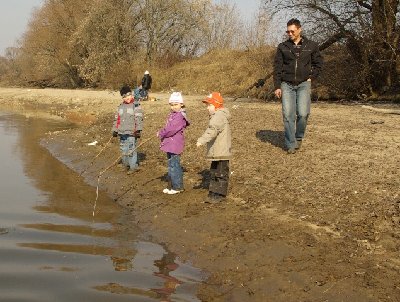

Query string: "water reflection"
[0, 112, 203, 302]
[152, 252, 183, 301]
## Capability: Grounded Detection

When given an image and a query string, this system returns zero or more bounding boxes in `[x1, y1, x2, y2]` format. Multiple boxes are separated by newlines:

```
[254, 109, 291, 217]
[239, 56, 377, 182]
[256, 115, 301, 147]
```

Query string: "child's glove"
[196, 141, 202, 147]
[255, 78, 265, 88]
[112, 131, 118, 137]
[134, 130, 141, 138]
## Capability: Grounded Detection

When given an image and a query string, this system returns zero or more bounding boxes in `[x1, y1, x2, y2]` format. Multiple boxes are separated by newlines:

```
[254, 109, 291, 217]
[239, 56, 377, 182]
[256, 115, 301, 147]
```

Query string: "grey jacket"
[112, 102, 143, 135]
[197, 108, 232, 160]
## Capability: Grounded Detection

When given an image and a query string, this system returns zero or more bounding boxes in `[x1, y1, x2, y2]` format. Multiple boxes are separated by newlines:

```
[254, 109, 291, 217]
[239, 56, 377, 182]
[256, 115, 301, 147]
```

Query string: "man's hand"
[274, 88, 282, 99]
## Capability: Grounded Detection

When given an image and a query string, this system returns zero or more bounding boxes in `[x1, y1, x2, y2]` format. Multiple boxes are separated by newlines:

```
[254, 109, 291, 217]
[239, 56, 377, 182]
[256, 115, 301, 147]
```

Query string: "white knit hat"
[144, 70, 149, 74]
[168, 92, 184, 104]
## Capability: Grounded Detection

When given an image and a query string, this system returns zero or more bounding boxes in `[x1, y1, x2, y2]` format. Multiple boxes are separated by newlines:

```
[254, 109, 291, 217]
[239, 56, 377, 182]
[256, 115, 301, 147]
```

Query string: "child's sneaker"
[167, 189, 183, 195]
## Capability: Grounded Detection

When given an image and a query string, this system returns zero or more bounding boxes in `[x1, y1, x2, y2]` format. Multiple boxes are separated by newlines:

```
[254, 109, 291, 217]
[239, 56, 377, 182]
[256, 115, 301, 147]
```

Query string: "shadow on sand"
[256, 130, 285, 150]
[193, 170, 210, 190]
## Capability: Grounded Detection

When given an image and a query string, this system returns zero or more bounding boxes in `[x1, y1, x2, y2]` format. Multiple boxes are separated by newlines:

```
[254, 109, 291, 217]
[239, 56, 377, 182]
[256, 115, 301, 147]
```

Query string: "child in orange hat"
[196, 92, 231, 203]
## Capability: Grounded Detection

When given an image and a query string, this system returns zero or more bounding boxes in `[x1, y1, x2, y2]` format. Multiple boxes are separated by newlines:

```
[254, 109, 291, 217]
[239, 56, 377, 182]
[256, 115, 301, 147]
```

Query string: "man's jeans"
[167, 153, 183, 190]
[119, 135, 138, 170]
[281, 81, 311, 150]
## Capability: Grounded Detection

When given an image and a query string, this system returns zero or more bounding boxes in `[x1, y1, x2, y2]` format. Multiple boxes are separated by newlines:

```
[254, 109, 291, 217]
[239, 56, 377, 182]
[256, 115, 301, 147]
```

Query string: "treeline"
[0, 0, 271, 91]
[0, 0, 399, 100]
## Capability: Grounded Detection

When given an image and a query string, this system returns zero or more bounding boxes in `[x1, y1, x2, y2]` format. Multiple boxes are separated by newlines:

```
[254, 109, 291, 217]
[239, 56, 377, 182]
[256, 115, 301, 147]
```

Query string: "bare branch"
[319, 31, 347, 51]
[357, 1, 373, 11]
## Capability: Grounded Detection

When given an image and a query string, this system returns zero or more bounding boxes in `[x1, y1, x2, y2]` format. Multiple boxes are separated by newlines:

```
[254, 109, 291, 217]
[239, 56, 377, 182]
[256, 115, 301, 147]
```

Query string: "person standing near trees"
[141, 70, 152, 100]
[273, 18, 323, 154]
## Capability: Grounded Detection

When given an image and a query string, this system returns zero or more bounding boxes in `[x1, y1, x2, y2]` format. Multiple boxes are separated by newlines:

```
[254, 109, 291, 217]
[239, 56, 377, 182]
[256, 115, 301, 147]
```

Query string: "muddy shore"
[1, 87, 399, 301]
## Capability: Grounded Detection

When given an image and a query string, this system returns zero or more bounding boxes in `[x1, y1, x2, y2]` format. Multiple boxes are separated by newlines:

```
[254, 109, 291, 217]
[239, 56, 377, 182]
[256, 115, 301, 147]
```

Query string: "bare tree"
[264, 0, 400, 96]
[202, 0, 242, 50]
[0, 47, 21, 84]
[70, 0, 142, 85]
[243, 3, 272, 48]
[136, 0, 211, 64]
[18, 0, 90, 87]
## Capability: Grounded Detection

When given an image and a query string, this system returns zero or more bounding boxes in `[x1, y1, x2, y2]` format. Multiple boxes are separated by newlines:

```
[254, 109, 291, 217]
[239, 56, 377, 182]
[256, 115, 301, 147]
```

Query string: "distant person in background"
[141, 70, 152, 100]
[273, 18, 323, 154]
[112, 85, 143, 174]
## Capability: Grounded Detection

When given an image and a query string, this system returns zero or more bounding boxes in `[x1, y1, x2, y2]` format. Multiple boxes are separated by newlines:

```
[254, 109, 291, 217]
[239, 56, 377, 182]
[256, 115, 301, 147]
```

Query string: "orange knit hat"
[202, 92, 224, 108]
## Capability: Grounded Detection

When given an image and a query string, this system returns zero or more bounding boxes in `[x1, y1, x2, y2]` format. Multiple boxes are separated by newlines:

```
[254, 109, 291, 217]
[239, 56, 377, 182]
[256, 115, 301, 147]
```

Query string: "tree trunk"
[368, 0, 399, 95]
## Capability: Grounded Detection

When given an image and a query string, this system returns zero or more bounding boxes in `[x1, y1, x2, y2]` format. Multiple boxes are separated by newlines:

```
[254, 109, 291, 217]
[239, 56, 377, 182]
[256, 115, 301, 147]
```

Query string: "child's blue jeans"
[119, 135, 138, 170]
[167, 153, 183, 190]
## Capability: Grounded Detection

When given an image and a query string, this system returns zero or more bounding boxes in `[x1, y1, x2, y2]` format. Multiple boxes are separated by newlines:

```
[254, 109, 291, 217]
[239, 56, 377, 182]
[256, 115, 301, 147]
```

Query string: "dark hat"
[119, 85, 132, 97]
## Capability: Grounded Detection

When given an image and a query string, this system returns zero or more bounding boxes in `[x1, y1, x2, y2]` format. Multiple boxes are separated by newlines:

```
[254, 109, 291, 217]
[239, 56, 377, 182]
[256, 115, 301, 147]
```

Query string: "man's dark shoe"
[295, 140, 302, 150]
[287, 149, 296, 154]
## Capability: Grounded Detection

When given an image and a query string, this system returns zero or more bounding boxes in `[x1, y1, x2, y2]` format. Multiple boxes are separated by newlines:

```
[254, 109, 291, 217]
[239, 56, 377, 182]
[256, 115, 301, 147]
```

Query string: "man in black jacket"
[273, 18, 323, 154]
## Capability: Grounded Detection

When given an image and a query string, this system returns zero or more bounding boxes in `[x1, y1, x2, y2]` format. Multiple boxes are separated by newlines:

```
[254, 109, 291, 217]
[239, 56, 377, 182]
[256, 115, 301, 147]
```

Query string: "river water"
[0, 112, 203, 302]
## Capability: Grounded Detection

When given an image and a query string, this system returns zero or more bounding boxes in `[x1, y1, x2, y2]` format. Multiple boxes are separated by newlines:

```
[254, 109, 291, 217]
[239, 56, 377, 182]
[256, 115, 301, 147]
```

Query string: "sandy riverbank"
[1, 87, 399, 301]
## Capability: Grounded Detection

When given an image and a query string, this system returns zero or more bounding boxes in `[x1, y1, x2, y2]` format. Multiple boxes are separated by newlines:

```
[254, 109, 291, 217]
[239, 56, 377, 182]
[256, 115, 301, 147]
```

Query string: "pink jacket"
[159, 111, 190, 154]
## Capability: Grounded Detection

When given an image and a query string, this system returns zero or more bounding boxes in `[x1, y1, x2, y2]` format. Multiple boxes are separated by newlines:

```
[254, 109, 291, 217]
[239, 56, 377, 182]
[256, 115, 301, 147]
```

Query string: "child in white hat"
[157, 92, 190, 194]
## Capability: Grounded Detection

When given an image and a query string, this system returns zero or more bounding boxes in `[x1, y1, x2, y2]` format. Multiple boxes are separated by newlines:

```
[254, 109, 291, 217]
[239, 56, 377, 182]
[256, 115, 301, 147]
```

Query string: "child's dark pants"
[209, 160, 229, 197]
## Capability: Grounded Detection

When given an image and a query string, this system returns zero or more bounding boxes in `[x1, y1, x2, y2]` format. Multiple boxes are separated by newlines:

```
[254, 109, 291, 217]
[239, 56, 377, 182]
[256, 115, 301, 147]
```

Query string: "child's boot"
[204, 192, 225, 204]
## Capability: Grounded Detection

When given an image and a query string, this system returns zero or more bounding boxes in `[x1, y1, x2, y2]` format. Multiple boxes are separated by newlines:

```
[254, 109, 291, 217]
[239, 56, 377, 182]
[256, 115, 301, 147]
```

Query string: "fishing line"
[92, 136, 155, 217]
[80, 135, 114, 176]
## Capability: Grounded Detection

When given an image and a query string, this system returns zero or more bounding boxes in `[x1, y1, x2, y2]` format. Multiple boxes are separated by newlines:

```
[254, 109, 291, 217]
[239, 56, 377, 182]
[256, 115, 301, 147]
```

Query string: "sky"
[0, 0, 44, 55]
[0, 0, 261, 56]
[213, 0, 261, 21]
